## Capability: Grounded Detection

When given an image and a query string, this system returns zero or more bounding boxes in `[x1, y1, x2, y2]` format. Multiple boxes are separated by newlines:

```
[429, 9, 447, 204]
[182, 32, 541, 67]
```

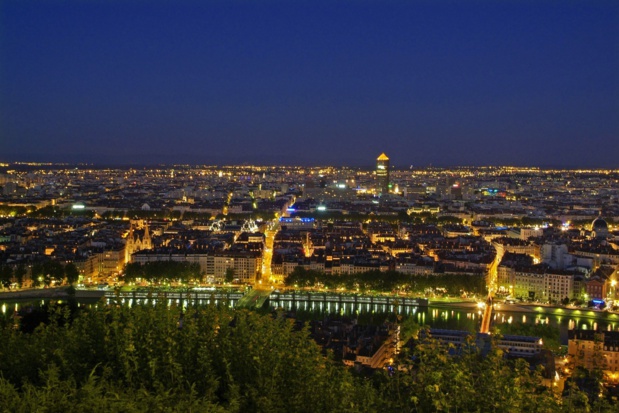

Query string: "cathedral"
[125, 219, 152, 263]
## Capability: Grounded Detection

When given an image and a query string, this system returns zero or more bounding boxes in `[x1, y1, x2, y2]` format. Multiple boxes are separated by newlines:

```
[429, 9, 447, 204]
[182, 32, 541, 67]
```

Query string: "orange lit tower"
[376, 153, 390, 194]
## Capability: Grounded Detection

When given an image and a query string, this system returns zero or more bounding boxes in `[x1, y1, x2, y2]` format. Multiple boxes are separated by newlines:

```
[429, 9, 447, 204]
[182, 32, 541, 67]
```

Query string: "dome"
[592, 216, 608, 231]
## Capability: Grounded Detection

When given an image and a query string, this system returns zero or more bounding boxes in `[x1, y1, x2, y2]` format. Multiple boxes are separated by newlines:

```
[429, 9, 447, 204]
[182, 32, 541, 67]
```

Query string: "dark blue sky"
[1, 0, 618, 167]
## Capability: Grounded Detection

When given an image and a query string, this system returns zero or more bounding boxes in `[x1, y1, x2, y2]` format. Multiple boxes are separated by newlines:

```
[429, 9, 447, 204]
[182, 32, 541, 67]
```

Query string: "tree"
[225, 268, 235, 283]
[123, 262, 145, 283]
[0, 302, 613, 412]
[42, 261, 65, 286]
[64, 263, 80, 286]
[31, 262, 44, 287]
[0, 304, 382, 412]
[14, 264, 27, 288]
[123, 261, 205, 285]
[0, 265, 13, 289]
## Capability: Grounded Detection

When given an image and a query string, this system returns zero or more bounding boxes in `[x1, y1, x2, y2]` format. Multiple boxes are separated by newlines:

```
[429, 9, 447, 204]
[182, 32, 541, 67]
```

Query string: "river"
[2, 293, 618, 345]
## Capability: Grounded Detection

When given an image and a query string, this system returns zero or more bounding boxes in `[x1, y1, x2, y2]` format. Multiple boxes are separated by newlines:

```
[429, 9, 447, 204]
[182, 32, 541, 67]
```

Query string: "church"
[125, 219, 152, 263]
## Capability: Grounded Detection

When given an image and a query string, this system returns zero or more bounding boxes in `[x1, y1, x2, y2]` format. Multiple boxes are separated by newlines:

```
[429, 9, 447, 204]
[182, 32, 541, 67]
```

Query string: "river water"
[2, 296, 618, 345]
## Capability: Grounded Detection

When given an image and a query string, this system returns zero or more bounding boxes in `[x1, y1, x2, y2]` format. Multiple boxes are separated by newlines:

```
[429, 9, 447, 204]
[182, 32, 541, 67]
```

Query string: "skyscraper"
[376, 153, 390, 194]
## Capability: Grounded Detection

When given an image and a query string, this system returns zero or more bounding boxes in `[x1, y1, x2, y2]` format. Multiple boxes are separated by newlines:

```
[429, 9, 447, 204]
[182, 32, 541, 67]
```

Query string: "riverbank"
[430, 300, 619, 322]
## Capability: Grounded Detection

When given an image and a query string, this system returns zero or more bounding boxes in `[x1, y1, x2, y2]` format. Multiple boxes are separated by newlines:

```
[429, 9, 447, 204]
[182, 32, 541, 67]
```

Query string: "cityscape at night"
[1, 159, 619, 410]
[1, 0, 619, 411]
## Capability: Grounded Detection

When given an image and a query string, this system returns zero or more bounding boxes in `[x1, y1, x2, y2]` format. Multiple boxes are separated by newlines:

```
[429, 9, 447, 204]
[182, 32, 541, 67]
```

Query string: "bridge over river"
[102, 289, 429, 313]
[269, 291, 428, 314]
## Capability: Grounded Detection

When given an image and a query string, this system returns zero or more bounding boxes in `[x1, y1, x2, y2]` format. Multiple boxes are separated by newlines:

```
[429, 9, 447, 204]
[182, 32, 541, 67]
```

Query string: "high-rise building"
[376, 153, 390, 194]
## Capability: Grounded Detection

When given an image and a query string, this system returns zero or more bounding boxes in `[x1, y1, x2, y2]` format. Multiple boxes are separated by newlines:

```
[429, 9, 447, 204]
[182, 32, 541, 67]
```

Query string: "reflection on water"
[3, 297, 619, 345]
[107, 297, 237, 309]
[267, 299, 619, 344]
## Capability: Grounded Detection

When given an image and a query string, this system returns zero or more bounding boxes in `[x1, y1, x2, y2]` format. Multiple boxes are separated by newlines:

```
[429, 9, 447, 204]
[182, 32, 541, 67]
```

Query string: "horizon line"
[1, 159, 618, 171]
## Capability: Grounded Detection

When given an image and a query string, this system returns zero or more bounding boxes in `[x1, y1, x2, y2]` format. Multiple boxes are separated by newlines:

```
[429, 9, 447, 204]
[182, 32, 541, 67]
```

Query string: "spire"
[144, 220, 150, 239]
[377, 153, 389, 161]
[127, 221, 135, 242]
[143, 220, 151, 249]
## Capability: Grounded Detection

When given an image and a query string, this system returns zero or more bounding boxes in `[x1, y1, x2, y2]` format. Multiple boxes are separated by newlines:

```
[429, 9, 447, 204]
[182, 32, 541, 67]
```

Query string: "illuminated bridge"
[104, 289, 245, 307]
[479, 296, 494, 334]
[479, 246, 501, 334]
[103, 289, 429, 314]
[269, 292, 428, 314]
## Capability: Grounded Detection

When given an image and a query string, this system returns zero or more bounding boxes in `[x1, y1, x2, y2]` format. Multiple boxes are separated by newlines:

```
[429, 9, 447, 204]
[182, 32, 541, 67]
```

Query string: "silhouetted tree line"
[0, 262, 79, 289]
[28, 205, 95, 219]
[284, 267, 487, 296]
[123, 261, 203, 284]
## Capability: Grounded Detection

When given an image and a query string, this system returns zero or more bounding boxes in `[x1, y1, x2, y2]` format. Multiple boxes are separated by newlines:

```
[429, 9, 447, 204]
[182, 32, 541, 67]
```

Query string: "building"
[507, 227, 544, 241]
[496, 252, 534, 293]
[100, 247, 125, 278]
[591, 214, 609, 239]
[211, 251, 262, 284]
[278, 217, 315, 229]
[545, 271, 574, 303]
[342, 323, 400, 369]
[125, 219, 152, 263]
[540, 243, 569, 270]
[499, 335, 544, 357]
[132, 250, 262, 284]
[584, 276, 608, 300]
[376, 153, 390, 194]
[421, 329, 543, 357]
[513, 269, 546, 301]
[568, 330, 619, 383]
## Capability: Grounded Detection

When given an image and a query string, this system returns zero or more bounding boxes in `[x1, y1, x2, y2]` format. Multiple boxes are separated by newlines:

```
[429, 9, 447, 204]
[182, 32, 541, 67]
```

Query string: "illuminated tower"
[376, 153, 390, 194]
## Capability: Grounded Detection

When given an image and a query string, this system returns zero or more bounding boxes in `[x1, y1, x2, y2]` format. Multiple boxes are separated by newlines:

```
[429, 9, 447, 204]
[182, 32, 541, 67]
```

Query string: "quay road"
[261, 221, 278, 285]
[259, 199, 291, 286]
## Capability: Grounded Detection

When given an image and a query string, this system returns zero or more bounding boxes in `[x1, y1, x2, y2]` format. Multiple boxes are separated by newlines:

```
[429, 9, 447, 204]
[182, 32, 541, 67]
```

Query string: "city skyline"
[1, 135, 619, 406]
[2, 0, 619, 401]
[1, 0, 618, 168]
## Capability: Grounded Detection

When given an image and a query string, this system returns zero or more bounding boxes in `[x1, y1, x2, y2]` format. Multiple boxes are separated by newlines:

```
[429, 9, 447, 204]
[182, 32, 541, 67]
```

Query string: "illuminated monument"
[125, 219, 152, 263]
[376, 153, 390, 194]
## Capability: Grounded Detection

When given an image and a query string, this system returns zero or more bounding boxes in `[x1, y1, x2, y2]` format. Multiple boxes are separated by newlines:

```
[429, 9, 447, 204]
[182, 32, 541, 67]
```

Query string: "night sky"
[1, 1, 618, 167]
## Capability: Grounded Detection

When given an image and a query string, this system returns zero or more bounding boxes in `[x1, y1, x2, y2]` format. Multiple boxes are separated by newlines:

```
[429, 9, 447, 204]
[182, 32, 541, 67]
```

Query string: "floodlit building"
[125, 219, 152, 263]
